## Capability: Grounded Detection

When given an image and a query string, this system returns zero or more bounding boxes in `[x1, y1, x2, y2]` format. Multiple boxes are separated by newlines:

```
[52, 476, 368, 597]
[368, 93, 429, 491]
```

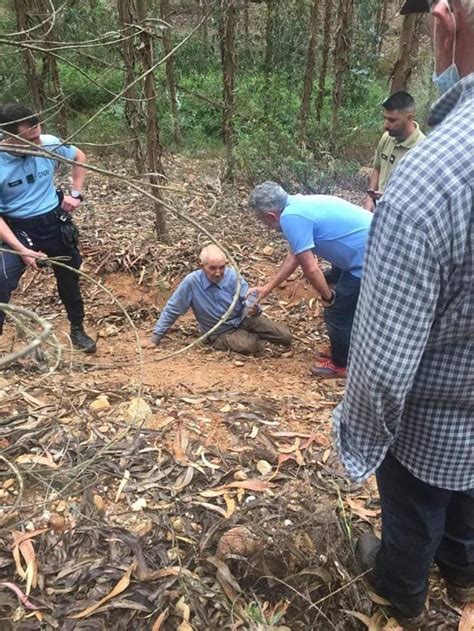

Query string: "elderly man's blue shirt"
[153, 268, 249, 338]
[0, 134, 77, 219]
[280, 195, 372, 278]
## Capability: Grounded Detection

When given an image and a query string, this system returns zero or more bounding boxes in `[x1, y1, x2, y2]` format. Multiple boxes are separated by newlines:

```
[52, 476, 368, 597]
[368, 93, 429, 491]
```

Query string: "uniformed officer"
[0, 103, 96, 352]
[364, 91, 425, 212]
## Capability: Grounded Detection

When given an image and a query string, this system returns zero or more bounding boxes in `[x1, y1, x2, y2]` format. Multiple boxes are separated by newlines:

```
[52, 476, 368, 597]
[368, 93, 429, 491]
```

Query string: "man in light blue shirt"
[150, 245, 292, 355]
[249, 181, 372, 377]
[0, 103, 95, 352]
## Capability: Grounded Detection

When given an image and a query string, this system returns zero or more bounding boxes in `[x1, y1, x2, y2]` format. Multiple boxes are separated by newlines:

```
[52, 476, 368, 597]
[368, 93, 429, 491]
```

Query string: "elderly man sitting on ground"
[150, 245, 292, 355]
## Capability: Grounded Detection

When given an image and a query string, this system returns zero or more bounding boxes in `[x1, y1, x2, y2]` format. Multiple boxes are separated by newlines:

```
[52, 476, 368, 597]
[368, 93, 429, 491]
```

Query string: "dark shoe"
[315, 345, 331, 360]
[445, 578, 474, 603]
[356, 533, 428, 631]
[70, 325, 96, 353]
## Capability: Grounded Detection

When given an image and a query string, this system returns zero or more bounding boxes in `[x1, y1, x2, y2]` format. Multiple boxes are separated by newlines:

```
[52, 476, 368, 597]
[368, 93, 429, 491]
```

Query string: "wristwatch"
[70, 190, 84, 201]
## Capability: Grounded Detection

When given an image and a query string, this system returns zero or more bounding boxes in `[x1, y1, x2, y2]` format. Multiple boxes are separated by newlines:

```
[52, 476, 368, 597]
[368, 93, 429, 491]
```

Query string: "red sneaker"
[310, 358, 347, 379]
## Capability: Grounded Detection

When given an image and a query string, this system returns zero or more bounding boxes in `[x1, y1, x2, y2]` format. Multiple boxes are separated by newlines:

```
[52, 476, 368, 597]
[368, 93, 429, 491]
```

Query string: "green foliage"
[0, 0, 431, 185]
[59, 63, 124, 112]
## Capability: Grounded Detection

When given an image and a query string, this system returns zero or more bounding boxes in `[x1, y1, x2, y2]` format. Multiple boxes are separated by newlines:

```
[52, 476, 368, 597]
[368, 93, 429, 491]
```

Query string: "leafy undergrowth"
[0, 156, 465, 629]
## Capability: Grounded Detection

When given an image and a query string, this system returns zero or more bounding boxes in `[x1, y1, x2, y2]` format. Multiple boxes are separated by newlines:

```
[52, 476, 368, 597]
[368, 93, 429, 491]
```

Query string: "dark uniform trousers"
[0, 209, 84, 329]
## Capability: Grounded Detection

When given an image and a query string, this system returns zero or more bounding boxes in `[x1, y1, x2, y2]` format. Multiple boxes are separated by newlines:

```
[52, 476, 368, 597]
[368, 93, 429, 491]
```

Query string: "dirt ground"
[0, 159, 466, 630]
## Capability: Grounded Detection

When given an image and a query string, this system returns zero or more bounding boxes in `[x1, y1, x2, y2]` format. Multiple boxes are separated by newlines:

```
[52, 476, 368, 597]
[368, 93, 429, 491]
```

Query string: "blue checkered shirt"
[333, 73, 474, 491]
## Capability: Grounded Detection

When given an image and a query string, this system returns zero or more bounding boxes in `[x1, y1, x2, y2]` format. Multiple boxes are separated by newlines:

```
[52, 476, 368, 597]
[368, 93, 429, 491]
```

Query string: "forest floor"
[0, 155, 467, 630]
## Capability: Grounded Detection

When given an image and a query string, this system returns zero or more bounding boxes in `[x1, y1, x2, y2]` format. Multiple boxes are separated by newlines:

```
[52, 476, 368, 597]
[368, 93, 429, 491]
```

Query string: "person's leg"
[210, 328, 263, 355]
[241, 314, 292, 347]
[323, 271, 360, 367]
[435, 488, 474, 596]
[0, 239, 27, 333]
[374, 451, 452, 618]
[32, 222, 94, 352]
[35, 224, 85, 327]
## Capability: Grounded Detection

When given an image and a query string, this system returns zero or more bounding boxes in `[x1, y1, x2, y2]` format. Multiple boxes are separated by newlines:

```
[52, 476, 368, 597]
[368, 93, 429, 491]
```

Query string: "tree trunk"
[136, 0, 167, 237]
[376, 0, 390, 55]
[219, 0, 237, 181]
[263, 0, 277, 158]
[391, 14, 418, 93]
[331, 0, 353, 150]
[14, 0, 43, 114]
[160, 0, 182, 145]
[243, 0, 250, 52]
[298, 0, 321, 140]
[315, 0, 333, 123]
[117, 0, 145, 172]
[199, 0, 209, 56]
[38, 0, 67, 136]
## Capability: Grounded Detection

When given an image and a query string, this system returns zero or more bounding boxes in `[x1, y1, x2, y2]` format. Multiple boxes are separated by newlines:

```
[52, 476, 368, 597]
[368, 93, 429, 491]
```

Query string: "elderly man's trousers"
[374, 451, 474, 618]
[0, 212, 85, 331]
[210, 314, 292, 355]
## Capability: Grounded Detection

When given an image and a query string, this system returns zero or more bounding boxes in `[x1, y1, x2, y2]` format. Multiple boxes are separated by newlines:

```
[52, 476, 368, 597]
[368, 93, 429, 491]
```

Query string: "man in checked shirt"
[333, 0, 474, 628]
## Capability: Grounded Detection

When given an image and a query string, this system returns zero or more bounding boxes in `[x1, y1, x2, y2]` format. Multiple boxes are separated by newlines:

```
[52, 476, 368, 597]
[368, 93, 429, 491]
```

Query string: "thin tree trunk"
[315, 0, 333, 122]
[263, 0, 277, 158]
[14, 0, 43, 114]
[376, 0, 389, 55]
[391, 14, 418, 93]
[117, 0, 145, 172]
[136, 0, 167, 238]
[199, 0, 209, 56]
[38, 0, 67, 136]
[160, 0, 182, 145]
[298, 0, 321, 140]
[243, 0, 250, 52]
[219, 0, 236, 180]
[331, 0, 353, 150]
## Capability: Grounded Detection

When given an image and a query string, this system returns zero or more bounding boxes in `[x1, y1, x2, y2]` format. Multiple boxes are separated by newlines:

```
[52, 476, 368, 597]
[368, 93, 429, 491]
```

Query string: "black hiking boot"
[356, 533, 428, 631]
[70, 324, 96, 353]
[444, 577, 474, 604]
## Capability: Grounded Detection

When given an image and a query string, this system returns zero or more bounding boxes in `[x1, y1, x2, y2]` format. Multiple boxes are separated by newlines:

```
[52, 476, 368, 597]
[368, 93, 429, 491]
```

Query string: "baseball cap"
[400, 0, 430, 14]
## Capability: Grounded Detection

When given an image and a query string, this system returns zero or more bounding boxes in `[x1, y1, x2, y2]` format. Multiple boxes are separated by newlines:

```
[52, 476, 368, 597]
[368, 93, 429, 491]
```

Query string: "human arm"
[295, 250, 333, 301]
[332, 205, 440, 482]
[151, 278, 193, 344]
[247, 251, 299, 302]
[364, 167, 381, 212]
[61, 148, 86, 213]
[0, 218, 44, 269]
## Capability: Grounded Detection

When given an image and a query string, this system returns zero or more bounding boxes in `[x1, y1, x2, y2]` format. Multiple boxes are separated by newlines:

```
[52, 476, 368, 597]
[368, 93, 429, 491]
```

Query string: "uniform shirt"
[153, 267, 249, 339]
[333, 73, 474, 491]
[0, 134, 77, 219]
[373, 123, 425, 191]
[280, 195, 372, 278]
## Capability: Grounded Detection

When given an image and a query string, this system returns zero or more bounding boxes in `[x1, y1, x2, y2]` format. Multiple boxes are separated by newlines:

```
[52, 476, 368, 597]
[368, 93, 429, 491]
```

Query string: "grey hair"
[199, 244, 226, 265]
[248, 181, 288, 215]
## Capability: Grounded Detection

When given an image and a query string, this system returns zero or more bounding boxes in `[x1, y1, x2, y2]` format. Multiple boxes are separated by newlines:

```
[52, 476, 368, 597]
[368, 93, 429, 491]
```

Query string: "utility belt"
[4, 196, 79, 250]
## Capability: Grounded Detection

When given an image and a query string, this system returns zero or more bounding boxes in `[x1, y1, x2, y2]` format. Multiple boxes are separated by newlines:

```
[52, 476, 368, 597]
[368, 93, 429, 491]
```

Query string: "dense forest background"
[0, 0, 434, 191]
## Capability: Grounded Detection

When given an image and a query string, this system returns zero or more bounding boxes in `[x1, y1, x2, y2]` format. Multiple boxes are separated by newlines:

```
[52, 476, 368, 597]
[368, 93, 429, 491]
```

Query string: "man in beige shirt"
[364, 91, 425, 212]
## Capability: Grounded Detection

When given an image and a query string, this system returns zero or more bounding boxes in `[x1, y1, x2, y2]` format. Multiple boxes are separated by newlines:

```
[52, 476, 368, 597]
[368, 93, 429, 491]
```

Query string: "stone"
[89, 395, 111, 413]
[123, 397, 152, 426]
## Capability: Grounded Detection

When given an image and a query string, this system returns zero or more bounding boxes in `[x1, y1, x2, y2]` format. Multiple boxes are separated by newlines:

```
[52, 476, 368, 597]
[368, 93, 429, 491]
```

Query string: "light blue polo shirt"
[280, 194, 372, 278]
[0, 134, 77, 219]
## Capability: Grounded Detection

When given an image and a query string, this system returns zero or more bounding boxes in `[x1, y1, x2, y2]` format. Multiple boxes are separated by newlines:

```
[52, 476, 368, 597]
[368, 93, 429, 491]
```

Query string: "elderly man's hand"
[143, 334, 161, 349]
[246, 286, 270, 303]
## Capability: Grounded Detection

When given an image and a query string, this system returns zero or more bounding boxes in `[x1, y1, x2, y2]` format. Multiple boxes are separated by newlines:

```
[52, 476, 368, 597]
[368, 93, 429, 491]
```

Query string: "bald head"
[199, 245, 227, 283]
[199, 245, 226, 265]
